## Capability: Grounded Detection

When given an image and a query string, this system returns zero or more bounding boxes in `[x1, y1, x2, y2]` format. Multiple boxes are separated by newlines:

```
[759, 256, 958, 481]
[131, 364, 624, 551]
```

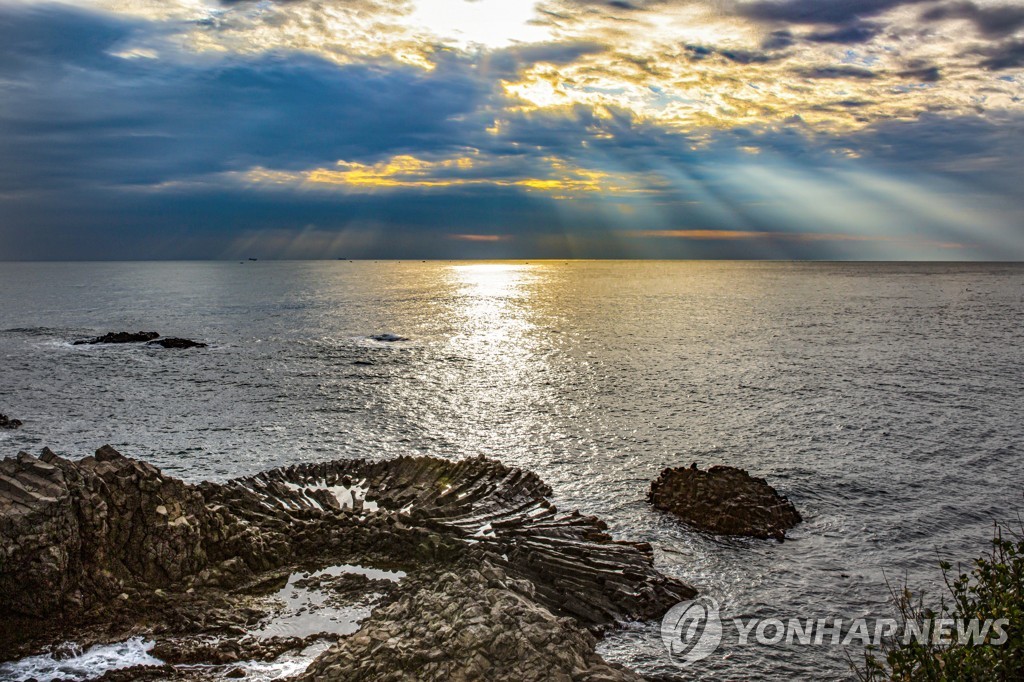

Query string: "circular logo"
[661, 597, 722, 667]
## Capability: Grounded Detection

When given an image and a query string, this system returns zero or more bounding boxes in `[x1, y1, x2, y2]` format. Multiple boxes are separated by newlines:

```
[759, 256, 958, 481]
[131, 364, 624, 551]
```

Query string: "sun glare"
[405, 0, 549, 48]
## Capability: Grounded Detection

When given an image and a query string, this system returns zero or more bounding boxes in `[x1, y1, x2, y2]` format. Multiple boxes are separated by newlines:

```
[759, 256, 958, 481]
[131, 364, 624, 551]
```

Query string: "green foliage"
[854, 523, 1024, 681]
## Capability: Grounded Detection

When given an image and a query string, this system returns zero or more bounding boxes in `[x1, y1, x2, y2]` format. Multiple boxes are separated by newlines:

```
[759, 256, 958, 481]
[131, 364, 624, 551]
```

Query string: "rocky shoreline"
[0, 447, 695, 680]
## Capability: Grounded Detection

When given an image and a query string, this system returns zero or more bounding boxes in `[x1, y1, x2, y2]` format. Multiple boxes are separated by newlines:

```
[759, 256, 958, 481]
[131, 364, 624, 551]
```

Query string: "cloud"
[922, 2, 1024, 38]
[0, 5, 492, 192]
[621, 229, 966, 250]
[796, 65, 879, 79]
[806, 22, 882, 44]
[977, 39, 1024, 70]
[899, 65, 942, 82]
[737, 0, 928, 26]
[0, 1, 1022, 260]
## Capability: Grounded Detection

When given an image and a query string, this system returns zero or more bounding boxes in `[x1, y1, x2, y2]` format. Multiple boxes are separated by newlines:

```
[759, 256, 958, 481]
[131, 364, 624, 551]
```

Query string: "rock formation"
[648, 464, 802, 540]
[73, 331, 160, 345]
[0, 447, 695, 679]
[147, 338, 208, 349]
[300, 564, 645, 682]
[0, 415, 21, 429]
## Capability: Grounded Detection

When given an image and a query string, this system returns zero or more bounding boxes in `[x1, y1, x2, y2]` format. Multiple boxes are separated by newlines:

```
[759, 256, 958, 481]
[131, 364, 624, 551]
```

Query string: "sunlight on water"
[1, 261, 1021, 679]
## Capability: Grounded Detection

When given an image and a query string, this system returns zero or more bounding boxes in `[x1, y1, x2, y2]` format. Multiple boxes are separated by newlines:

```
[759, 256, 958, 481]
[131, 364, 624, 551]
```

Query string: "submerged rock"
[73, 331, 160, 345]
[368, 333, 408, 342]
[0, 415, 21, 430]
[147, 338, 208, 349]
[648, 464, 802, 540]
[0, 446, 695, 679]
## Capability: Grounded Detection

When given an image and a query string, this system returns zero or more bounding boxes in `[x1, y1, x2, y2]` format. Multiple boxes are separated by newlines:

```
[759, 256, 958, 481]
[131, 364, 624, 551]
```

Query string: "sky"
[0, 0, 1022, 260]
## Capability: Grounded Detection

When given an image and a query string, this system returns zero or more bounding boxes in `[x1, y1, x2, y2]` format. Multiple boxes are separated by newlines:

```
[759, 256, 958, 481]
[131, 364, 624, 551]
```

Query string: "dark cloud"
[0, 5, 491, 192]
[806, 22, 881, 43]
[0, 3, 1021, 260]
[0, 3, 138, 73]
[922, 2, 1024, 38]
[761, 30, 796, 50]
[899, 65, 942, 82]
[683, 44, 779, 64]
[796, 65, 878, 79]
[976, 39, 1024, 70]
[481, 41, 607, 75]
[738, 0, 928, 25]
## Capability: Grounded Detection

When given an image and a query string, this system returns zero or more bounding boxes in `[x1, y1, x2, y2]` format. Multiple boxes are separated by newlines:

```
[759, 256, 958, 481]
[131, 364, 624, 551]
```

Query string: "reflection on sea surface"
[1, 260, 1022, 679]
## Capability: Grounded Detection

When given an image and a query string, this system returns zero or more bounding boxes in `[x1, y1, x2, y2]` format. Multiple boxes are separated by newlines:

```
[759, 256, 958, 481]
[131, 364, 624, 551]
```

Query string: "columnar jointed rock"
[227, 455, 696, 625]
[300, 564, 645, 682]
[1, 446, 697, 678]
[0, 446, 209, 616]
[73, 331, 160, 345]
[0, 414, 21, 429]
[648, 465, 802, 540]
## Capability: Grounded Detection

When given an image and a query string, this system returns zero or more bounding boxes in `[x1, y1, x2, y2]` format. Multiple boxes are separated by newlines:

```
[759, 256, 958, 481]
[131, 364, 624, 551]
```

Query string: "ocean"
[1, 260, 1021, 679]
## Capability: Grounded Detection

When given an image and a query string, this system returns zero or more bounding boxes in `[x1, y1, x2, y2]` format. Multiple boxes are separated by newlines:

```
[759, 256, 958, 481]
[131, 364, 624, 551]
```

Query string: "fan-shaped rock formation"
[1, 446, 695, 680]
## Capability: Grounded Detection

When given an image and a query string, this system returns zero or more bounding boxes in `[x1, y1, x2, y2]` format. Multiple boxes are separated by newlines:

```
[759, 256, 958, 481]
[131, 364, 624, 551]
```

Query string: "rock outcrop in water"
[0, 446, 695, 679]
[0, 415, 21, 429]
[648, 464, 802, 540]
[72, 332, 207, 348]
[147, 338, 208, 349]
[369, 333, 408, 343]
[73, 331, 160, 345]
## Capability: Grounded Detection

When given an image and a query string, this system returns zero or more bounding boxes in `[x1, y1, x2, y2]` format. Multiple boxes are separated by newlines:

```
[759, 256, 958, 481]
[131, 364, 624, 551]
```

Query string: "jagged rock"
[0, 415, 21, 430]
[648, 464, 802, 540]
[1, 447, 696, 679]
[0, 446, 209, 620]
[300, 565, 645, 682]
[226, 455, 695, 625]
[73, 331, 160, 345]
[147, 338, 208, 349]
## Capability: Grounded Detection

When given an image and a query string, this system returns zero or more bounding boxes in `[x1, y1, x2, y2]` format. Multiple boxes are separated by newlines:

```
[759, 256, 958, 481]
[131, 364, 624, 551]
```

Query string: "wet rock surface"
[147, 338, 208, 349]
[73, 331, 160, 345]
[0, 414, 21, 429]
[648, 464, 802, 540]
[0, 447, 695, 680]
[300, 563, 645, 682]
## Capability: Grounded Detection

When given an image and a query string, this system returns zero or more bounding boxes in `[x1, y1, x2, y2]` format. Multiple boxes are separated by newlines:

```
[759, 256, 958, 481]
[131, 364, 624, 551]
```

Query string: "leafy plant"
[853, 522, 1023, 681]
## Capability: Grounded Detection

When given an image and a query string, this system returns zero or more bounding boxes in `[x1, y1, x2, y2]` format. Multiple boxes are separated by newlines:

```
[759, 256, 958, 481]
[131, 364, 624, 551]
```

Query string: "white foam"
[181, 640, 334, 681]
[0, 637, 162, 682]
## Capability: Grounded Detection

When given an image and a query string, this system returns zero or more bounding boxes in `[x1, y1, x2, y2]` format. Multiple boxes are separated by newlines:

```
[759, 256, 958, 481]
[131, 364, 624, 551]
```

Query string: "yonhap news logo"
[660, 597, 722, 666]
[661, 598, 1009, 668]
